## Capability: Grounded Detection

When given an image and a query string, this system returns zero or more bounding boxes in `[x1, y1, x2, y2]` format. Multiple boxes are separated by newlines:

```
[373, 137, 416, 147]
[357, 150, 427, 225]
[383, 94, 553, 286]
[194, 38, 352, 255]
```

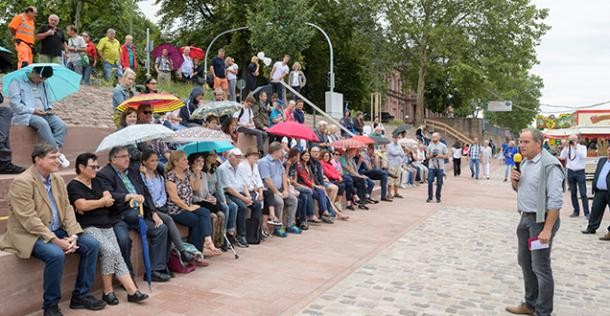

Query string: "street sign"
[488, 100, 512, 112]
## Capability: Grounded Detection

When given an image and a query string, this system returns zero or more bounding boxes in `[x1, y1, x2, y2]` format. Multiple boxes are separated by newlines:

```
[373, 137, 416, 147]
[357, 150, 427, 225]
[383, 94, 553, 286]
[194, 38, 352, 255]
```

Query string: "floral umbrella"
[169, 126, 230, 143]
[191, 101, 243, 120]
[331, 139, 365, 150]
[96, 124, 174, 152]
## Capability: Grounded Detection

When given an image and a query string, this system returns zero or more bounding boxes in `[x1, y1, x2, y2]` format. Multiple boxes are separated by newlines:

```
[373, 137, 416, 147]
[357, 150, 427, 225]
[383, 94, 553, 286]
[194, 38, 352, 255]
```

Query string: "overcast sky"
[139, 0, 609, 114]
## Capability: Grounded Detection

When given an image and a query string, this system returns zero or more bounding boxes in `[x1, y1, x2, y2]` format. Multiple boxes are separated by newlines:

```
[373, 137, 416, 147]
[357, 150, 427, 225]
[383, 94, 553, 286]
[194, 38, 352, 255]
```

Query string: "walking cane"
[223, 234, 239, 259]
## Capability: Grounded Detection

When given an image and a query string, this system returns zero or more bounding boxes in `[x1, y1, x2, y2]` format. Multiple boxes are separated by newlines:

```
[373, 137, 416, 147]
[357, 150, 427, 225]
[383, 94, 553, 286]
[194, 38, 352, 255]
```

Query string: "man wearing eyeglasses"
[8, 66, 70, 167]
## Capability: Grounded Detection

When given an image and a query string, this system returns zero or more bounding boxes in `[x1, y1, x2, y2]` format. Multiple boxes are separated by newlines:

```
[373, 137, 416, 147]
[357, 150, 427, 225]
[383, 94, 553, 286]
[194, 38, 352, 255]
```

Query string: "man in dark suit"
[582, 146, 610, 240]
[96, 145, 171, 282]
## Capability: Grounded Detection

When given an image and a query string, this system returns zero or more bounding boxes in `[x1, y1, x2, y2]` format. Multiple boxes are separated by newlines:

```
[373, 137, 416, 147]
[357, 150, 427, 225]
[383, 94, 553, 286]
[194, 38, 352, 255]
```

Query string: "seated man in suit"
[0, 144, 106, 316]
[96, 145, 171, 282]
[582, 146, 610, 240]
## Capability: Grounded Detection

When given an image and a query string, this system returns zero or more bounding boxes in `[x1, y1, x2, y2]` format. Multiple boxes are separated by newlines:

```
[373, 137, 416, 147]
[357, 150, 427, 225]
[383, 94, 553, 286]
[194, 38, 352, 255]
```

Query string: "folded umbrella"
[169, 126, 230, 143]
[331, 139, 365, 150]
[116, 93, 185, 113]
[131, 200, 152, 291]
[267, 121, 319, 142]
[368, 134, 391, 145]
[96, 124, 175, 152]
[180, 46, 205, 61]
[178, 140, 235, 157]
[0, 46, 12, 70]
[392, 124, 413, 137]
[191, 101, 243, 120]
[351, 135, 375, 145]
[2, 63, 81, 102]
[152, 44, 183, 70]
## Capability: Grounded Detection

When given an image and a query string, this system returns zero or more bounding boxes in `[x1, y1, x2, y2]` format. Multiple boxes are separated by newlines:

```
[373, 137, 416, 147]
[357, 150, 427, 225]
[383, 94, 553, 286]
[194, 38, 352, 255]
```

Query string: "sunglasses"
[149, 81, 157, 85]
[87, 165, 100, 170]
[142, 111, 152, 115]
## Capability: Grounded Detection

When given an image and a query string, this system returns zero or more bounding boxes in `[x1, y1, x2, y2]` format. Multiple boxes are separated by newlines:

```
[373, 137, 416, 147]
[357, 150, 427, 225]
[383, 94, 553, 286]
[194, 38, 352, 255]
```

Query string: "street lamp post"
[305, 22, 334, 93]
[203, 26, 250, 76]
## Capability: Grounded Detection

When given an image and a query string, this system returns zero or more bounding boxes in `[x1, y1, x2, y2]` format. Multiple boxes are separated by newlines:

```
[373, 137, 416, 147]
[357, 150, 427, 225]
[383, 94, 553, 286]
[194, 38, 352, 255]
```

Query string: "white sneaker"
[58, 153, 70, 168]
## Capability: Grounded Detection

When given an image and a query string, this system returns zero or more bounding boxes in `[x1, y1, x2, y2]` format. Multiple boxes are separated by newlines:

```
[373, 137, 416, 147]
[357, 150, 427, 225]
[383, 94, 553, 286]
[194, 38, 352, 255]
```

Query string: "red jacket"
[296, 162, 315, 188]
[320, 160, 341, 182]
[120, 44, 137, 70]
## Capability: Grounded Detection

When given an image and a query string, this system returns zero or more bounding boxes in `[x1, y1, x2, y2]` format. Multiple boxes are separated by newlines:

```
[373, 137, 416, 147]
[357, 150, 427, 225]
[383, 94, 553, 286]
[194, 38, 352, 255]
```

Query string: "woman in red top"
[319, 150, 347, 206]
[296, 151, 333, 223]
[82, 32, 97, 85]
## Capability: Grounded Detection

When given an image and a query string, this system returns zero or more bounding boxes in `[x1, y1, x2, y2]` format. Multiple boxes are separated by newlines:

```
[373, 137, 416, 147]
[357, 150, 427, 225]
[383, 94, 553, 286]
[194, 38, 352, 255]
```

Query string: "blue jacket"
[8, 74, 54, 125]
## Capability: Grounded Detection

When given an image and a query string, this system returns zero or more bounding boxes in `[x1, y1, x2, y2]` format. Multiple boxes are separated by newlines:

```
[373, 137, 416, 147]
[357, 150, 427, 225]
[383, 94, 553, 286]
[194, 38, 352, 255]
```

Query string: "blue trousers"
[103, 61, 123, 81]
[567, 169, 589, 215]
[32, 229, 99, 308]
[469, 159, 480, 179]
[343, 174, 366, 203]
[362, 168, 387, 198]
[312, 187, 328, 213]
[296, 187, 313, 223]
[28, 114, 67, 149]
[171, 207, 212, 252]
[220, 199, 238, 233]
[427, 168, 444, 200]
[228, 195, 262, 238]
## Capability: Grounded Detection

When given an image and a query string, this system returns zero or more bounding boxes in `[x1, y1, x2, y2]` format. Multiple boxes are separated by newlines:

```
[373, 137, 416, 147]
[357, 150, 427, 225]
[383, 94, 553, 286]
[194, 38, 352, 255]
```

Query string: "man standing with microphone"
[559, 134, 589, 218]
[506, 128, 564, 316]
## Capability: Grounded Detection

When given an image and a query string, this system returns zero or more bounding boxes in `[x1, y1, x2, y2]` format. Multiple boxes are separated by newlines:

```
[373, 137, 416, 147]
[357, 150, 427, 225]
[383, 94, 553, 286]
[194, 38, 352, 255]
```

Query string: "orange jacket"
[120, 43, 137, 70]
[8, 13, 35, 44]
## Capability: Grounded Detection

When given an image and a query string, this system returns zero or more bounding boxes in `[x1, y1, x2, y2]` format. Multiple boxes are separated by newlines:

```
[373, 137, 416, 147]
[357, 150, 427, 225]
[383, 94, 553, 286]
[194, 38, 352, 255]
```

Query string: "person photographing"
[559, 135, 589, 218]
[506, 128, 564, 316]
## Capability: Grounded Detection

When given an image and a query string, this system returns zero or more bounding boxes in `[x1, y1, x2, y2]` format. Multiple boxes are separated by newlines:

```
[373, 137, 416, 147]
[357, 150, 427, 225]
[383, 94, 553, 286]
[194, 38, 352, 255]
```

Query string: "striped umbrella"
[116, 93, 185, 113]
[351, 135, 375, 145]
[331, 139, 365, 150]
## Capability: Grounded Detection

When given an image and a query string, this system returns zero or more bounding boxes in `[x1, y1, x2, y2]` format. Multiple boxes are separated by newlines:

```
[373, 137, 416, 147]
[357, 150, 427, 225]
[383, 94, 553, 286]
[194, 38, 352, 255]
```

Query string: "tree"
[385, 0, 549, 124]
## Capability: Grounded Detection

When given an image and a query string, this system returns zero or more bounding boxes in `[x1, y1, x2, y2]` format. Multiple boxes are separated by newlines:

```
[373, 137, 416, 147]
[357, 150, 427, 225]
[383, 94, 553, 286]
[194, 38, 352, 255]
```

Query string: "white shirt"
[237, 160, 264, 192]
[452, 147, 462, 159]
[282, 136, 307, 150]
[233, 107, 254, 127]
[481, 146, 492, 163]
[291, 71, 300, 86]
[559, 144, 587, 170]
[227, 64, 238, 80]
[181, 55, 193, 76]
[67, 35, 86, 63]
[271, 61, 289, 82]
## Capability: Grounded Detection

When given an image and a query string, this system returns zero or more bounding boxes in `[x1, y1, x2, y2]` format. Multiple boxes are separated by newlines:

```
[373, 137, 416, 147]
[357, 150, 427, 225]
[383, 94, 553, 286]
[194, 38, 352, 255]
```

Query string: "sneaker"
[43, 305, 63, 316]
[69, 294, 106, 310]
[0, 162, 26, 174]
[273, 228, 288, 237]
[286, 225, 302, 234]
[235, 236, 249, 248]
[58, 153, 70, 168]
[267, 219, 283, 226]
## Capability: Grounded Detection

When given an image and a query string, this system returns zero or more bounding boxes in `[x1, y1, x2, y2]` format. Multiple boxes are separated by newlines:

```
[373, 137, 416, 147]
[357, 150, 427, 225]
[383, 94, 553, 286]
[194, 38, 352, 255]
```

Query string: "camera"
[432, 149, 439, 157]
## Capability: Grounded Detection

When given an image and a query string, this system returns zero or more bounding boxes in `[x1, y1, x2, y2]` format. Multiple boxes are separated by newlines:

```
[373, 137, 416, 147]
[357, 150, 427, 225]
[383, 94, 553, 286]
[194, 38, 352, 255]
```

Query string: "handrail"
[424, 119, 474, 145]
[280, 81, 354, 137]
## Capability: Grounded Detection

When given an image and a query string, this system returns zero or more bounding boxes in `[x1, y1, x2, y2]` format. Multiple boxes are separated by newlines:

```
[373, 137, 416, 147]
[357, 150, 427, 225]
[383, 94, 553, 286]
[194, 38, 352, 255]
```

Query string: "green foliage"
[246, 0, 315, 60]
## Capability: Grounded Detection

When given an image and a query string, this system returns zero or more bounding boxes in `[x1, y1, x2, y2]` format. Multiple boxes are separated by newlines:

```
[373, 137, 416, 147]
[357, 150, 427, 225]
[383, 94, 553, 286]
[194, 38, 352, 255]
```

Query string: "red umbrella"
[331, 139, 365, 149]
[351, 135, 375, 145]
[180, 46, 205, 61]
[267, 121, 319, 142]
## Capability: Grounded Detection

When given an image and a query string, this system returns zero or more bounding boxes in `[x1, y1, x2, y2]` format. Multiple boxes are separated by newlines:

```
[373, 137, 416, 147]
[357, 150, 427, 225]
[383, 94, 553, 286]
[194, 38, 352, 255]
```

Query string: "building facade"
[383, 70, 417, 123]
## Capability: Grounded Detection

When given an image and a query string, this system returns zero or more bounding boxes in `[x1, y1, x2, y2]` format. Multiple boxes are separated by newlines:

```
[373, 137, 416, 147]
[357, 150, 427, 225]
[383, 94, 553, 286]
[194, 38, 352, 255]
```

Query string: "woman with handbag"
[67, 153, 148, 305]
[165, 151, 222, 256]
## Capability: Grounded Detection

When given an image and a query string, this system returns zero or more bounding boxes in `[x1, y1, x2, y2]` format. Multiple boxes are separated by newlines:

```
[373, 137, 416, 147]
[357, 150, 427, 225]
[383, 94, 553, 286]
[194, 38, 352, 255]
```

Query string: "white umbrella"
[398, 138, 418, 147]
[96, 124, 175, 152]
[169, 126, 230, 143]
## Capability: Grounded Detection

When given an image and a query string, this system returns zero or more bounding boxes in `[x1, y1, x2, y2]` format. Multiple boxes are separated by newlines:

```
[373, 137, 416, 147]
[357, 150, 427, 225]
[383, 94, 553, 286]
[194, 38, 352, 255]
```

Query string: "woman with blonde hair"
[288, 62, 306, 100]
[245, 56, 260, 97]
[165, 151, 222, 256]
[111, 68, 136, 127]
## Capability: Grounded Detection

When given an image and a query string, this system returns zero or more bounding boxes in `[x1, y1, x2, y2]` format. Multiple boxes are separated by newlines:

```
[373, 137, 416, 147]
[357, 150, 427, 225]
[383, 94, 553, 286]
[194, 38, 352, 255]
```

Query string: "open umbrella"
[96, 124, 174, 152]
[368, 134, 391, 145]
[130, 200, 152, 291]
[152, 44, 183, 70]
[252, 84, 273, 99]
[351, 135, 375, 145]
[191, 101, 243, 120]
[170, 126, 230, 143]
[398, 138, 418, 147]
[116, 93, 185, 113]
[0, 46, 12, 70]
[178, 140, 234, 157]
[392, 124, 413, 137]
[267, 121, 319, 142]
[2, 63, 81, 101]
[331, 139, 365, 150]
[180, 46, 205, 61]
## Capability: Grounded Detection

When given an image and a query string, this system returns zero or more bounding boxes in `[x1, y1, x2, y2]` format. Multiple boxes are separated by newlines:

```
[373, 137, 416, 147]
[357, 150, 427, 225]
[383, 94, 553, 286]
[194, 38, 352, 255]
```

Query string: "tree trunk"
[415, 61, 427, 124]
[74, 0, 83, 30]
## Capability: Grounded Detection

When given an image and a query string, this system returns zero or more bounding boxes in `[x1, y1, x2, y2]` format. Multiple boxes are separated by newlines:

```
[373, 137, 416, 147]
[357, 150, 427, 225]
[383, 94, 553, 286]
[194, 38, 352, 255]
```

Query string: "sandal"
[204, 245, 223, 257]
[194, 253, 210, 267]
[338, 214, 350, 221]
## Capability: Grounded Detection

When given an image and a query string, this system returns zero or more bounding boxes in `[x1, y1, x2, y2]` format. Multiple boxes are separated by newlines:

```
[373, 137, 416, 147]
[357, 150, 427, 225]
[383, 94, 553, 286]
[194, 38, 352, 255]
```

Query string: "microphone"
[513, 153, 523, 172]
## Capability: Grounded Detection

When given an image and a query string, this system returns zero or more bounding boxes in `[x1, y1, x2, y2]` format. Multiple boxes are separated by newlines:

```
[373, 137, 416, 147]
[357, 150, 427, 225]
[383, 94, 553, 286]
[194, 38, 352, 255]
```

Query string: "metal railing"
[424, 118, 474, 145]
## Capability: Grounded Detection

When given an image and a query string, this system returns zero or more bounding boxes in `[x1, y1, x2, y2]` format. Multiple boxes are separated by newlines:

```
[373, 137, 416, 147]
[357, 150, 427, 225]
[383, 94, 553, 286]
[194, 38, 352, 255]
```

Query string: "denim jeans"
[0, 107, 13, 163]
[228, 195, 262, 237]
[311, 187, 328, 214]
[171, 207, 212, 252]
[343, 174, 366, 203]
[82, 65, 94, 85]
[28, 114, 67, 149]
[517, 213, 560, 316]
[567, 169, 589, 215]
[220, 199, 238, 233]
[427, 168, 444, 200]
[228, 79, 237, 101]
[295, 187, 313, 223]
[103, 61, 123, 81]
[32, 229, 99, 308]
[66, 60, 83, 76]
[469, 158, 480, 179]
[362, 169, 387, 199]
[271, 82, 285, 100]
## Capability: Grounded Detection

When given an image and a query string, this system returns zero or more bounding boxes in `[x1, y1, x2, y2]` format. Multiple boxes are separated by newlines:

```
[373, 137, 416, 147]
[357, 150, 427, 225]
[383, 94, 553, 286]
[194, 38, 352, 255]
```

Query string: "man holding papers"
[507, 128, 564, 316]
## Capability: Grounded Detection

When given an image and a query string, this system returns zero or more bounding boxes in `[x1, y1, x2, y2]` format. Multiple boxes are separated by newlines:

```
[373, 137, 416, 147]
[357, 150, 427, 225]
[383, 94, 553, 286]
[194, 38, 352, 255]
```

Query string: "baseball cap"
[228, 148, 243, 156]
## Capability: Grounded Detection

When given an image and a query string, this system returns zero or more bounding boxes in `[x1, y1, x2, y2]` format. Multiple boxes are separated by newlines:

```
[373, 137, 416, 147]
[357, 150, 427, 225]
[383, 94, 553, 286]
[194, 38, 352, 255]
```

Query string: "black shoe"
[127, 290, 149, 303]
[321, 215, 334, 224]
[367, 198, 379, 204]
[569, 213, 579, 218]
[357, 204, 369, 210]
[346, 205, 355, 211]
[426, 198, 432, 203]
[180, 250, 195, 264]
[585, 213, 590, 220]
[436, 199, 441, 203]
[235, 236, 249, 248]
[149, 271, 171, 282]
[102, 292, 119, 305]
[581, 229, 596, 234]
[299, 223, 309, 230]
[44, 305, 63, 316]
[381, 198, 393, 202]
[0, 162, 26, 174]
[69, 294, 107, 310]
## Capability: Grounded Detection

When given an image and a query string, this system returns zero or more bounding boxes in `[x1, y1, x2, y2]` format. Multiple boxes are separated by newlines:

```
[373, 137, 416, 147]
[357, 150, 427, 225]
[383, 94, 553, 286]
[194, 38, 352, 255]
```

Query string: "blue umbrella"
[2, 63, 82, 102]
[178, 140, 234, 157]
[131, 201, 152, 291]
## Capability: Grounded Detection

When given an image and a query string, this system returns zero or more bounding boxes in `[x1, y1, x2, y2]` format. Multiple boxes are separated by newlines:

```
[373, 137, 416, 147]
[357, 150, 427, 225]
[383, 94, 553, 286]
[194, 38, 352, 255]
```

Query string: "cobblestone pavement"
[299, 204, 610, 316]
